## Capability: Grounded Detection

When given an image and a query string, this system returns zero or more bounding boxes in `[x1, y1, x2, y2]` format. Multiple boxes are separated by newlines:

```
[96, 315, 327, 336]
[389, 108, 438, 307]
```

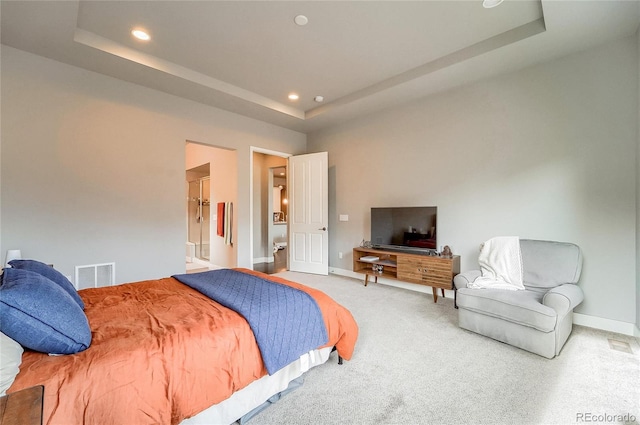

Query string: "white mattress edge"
[181, 346, 333, 424]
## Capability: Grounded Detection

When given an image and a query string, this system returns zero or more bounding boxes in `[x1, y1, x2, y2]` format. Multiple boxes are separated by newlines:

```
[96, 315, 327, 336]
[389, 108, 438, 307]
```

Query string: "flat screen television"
[370, 206, 437, 254]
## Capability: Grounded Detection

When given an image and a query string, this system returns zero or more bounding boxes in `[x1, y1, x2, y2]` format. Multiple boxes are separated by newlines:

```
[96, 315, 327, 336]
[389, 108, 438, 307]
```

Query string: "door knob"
[318, 227, 327, 231]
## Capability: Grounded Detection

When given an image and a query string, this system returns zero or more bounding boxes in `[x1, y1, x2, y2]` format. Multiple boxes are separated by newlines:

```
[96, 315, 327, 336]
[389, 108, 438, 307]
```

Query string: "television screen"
[370, 207, 437, 253]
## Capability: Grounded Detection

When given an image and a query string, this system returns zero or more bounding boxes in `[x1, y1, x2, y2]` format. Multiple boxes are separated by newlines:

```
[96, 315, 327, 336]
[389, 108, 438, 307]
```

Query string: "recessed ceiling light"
[131, 29, 150, 41]
[288, 93, 299, 101]
[294, 15, 308, 26]
[314, 96, 324, 103]
[482, 0, 504, 8]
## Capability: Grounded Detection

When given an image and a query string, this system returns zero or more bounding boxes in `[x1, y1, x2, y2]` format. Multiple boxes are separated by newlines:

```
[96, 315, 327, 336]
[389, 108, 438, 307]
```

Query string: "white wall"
[0, 46, 306, 284]
[309, 35, 638, 325]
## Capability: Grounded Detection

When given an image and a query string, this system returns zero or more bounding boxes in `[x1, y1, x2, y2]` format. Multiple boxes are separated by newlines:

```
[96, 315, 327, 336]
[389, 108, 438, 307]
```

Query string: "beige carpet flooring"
[245, 271, 640, 425]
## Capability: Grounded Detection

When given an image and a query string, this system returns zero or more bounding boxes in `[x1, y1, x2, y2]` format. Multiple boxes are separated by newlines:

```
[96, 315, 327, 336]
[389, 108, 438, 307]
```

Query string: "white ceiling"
[1, 1, 639, 134]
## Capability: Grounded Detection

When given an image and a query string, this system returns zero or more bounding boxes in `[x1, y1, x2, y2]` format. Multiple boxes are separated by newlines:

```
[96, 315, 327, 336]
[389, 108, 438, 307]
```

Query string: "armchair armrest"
[543, 284, 584, 316]
[453, 270, 481, 290]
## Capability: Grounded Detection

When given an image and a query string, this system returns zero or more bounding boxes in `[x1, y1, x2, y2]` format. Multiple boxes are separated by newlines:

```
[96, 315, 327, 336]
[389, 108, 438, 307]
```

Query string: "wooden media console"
[353, 247, 460, 303]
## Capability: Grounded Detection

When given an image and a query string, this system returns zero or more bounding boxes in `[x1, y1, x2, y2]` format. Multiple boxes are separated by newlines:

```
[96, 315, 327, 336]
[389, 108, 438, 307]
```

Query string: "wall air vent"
[75, 262, 115, 290]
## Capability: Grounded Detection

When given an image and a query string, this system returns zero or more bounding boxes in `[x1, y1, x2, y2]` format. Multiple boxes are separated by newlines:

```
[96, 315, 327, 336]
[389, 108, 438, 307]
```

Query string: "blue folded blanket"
[173, 269, 328, 375]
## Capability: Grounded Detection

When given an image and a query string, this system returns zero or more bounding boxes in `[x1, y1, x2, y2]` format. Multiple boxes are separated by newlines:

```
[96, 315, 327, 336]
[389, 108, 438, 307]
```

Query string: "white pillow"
[0, 331, 24, 395]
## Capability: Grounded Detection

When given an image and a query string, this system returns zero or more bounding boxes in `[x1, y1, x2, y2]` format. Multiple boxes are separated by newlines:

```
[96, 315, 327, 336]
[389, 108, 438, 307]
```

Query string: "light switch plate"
[339, 214, 349, 222]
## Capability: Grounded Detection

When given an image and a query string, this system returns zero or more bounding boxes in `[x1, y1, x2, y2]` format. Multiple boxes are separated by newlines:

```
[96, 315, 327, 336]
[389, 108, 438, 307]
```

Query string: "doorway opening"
[186, 165, 210, 270]
[185, 141, 238, 272]
[251, 150, 289, 274]
[255, 165, 288, 274]
[250, 150, 328, 275]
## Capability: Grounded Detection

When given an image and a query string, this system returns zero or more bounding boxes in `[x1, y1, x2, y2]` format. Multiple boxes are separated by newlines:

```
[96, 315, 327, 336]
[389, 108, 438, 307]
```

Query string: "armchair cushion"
[520, 240, 582, 290]
[456, 287, 557, 332]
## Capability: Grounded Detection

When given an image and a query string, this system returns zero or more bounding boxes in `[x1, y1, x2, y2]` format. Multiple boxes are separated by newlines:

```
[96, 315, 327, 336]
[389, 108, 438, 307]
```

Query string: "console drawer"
[397, 256, 454, 289]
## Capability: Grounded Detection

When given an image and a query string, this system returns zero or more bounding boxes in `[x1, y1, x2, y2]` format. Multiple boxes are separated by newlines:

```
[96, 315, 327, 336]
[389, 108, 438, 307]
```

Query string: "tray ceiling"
[2, 1, 638, 133]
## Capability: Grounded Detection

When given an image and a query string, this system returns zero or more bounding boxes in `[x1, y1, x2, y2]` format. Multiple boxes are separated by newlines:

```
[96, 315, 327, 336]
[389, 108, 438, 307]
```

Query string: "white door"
[288, 152, 328, 275]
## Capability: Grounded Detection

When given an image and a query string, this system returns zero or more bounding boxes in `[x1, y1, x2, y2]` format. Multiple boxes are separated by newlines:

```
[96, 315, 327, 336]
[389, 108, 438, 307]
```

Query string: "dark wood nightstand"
[0, 385, 44, 425]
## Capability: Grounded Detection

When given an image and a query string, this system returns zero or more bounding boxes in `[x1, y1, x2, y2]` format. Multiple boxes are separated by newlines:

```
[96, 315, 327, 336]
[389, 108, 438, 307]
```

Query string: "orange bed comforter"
[8, 269, 358, 424]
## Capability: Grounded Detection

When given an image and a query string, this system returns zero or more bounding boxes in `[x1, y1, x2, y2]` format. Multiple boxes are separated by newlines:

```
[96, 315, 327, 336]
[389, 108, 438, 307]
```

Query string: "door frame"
[249, 147, 291, 268]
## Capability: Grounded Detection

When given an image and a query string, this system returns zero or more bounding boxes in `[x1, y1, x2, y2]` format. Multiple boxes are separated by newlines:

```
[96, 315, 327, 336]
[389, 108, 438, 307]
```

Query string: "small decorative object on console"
[441, 246, 452, 258]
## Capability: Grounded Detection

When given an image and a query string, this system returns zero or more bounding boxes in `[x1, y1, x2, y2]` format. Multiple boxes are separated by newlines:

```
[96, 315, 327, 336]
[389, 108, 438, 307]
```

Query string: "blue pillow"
[0, 268, 91, 354]
[9, 259, 84, 310]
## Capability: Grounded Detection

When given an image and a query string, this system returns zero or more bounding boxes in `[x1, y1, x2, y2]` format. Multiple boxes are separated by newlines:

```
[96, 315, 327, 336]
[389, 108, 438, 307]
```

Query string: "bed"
[1, 265, 358, 425]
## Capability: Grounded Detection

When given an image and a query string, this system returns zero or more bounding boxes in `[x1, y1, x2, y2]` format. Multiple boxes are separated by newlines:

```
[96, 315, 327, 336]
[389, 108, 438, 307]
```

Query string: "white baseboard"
[573, 313, 640, 337]
[191, 257, 212, 267]
[330, 267, 640, 337]
[253, 256, 274, 264]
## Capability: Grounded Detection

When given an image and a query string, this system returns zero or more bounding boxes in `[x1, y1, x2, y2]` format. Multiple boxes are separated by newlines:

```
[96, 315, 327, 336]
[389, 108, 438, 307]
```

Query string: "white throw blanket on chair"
[469, 236, 525, 290]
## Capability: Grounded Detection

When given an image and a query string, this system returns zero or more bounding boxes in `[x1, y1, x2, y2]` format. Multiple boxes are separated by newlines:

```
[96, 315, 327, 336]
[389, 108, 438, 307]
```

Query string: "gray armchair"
[454, 239, 583, 359]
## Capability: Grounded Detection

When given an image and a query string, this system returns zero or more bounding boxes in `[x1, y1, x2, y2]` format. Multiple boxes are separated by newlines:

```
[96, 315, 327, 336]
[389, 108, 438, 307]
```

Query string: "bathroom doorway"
[255, 165, 288, 274]
[186, 164, 210, 263]
[270, 165, 288, 271]
[251, 151, 288, 274]
[185, 142, 237, 272]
